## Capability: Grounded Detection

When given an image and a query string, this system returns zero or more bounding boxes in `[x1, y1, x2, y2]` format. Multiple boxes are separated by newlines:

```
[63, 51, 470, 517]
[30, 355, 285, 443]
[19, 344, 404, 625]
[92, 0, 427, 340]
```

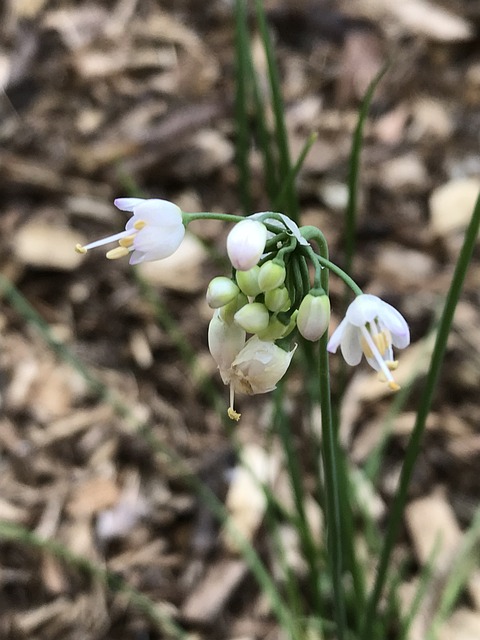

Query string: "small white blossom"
[327, 294, 410, 390]
[227, 219, 267, 271]
[76, 198, 185, 265]
[225, 336, 297, 420]
[208, 310, 246, 385]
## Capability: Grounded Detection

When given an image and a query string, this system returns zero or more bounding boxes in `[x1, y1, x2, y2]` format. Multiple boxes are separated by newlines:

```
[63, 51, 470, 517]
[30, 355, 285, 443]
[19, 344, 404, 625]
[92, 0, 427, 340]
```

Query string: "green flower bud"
[257, 311, 298, 341]
[234, 302, 270, 334]
[297, 293, 330, 341]
[219, 293, 248, 325]
[206, 276, 240, 309]
[258, 259, 286, 292]
[236, 265, 261, 297]
[264, 286, 291, 312]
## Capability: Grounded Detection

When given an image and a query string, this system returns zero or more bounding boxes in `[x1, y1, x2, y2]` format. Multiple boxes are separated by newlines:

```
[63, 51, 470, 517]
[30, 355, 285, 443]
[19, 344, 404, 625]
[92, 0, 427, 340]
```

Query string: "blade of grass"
[254, 0, 299, 222]
[0, 521, 188, 639]
[426, 506, 480, 640]
[273, 132, 317, 212]
[344, 61, 389, 281]
[361, 189, 480, 639]
[234, 0, 253, 213]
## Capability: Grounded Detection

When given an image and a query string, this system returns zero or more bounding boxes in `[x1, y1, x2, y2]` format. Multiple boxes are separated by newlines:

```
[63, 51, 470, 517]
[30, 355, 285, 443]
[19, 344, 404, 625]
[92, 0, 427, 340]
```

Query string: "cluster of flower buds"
[77, 198, 410, 420]
[207, 214, 334, 419]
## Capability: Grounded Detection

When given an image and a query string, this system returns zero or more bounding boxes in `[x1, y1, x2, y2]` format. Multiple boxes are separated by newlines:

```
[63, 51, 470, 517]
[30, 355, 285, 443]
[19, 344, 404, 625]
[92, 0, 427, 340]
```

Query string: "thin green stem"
[361, 189, 480, 639]
[315, 234, 347, 640]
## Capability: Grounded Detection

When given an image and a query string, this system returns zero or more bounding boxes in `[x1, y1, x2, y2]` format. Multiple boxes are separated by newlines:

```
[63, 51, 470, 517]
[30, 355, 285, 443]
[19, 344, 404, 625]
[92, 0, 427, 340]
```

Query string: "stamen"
[134, 220, 146, 230]
[75, 244, 87, 254]
[119, 235, 135, 248]
[386, 360, 398, 371]
[228, 384, 241, 421]
[360, 325, 397, 387]
[82, 229, 133, 251]
[228, 407, 241, 421]
[388, 381, 400, 391]
[106, 246, 130, 260]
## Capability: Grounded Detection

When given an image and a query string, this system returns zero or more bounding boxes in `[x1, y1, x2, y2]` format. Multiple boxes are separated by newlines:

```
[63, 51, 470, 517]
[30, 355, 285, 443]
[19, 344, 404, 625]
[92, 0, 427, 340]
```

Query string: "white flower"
[297, 293, 331, 342]
[208, 310, 246, 385]
[327, 294, 410, 390]
[224, 336, 297, 420]
[76, 198, 185, 265]
[227, 219, 267, 271]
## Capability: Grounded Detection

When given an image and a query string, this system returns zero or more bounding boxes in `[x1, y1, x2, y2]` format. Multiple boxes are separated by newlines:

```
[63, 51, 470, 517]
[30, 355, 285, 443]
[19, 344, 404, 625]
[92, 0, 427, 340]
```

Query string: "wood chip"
[429, 178, 480, 236]
[181, 559, 248, 625]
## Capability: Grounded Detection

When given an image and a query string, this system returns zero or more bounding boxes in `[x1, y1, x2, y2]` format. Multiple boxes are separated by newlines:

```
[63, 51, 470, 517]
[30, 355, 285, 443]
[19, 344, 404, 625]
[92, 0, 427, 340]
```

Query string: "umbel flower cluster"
[76, 198, 410, 420]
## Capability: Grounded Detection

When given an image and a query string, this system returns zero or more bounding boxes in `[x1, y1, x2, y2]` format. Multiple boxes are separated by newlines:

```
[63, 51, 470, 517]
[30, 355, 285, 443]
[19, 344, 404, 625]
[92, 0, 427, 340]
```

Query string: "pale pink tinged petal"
[133, 199, 182, 225]
[128, 250, 145, 265]
[132, 226, 185, 261]
[327, 317, 348, 353]
[340, 323, 363, 366]
[114, 198, 145, 211]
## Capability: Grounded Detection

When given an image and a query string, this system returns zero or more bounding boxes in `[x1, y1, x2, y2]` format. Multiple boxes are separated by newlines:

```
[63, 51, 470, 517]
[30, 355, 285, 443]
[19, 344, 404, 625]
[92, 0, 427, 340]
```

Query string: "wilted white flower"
[327, 294, 410, 390]
[76, 198, 185, 265]
[226, 336, 297, 420]
[208, 310, 246, 385]
[227, 219, 267, 271]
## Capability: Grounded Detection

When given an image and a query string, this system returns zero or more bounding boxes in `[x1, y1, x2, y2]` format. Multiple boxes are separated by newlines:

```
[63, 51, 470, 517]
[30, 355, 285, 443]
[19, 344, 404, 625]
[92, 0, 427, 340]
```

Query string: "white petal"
[340, 323, 363, 366]
[346, 294, 384, 327]
[131, 225, 185, 263]
[114, 197, 145, 211]
[327, 317, 348, 353]
[378, 302, 410, 348]
[133, 199, 183, 226]
[227, 220, 267, 271]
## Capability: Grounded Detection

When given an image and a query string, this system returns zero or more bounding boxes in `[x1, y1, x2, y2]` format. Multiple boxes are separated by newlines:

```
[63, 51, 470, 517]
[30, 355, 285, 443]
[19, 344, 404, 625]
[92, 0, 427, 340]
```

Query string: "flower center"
[360, 325, 400, 391]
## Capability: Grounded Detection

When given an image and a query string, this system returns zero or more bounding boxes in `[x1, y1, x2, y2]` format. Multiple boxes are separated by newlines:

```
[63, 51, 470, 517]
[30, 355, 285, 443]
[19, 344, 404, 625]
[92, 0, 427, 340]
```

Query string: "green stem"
[361, 189, 480, 639]
[315, 234, 347, 640]
[182, 212, 244, 225]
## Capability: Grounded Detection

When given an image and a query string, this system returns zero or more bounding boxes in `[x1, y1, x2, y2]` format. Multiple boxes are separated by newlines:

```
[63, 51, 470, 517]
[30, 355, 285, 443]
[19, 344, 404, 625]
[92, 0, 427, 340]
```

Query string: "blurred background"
[1, 1, 480, 638]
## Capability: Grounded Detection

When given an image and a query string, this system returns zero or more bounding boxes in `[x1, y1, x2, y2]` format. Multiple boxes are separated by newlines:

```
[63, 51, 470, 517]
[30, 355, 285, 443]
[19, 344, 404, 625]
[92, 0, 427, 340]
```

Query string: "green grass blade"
[234, 0, 253, 213]
[361, 189, 480, 639]
[344, 62, 389, 281]
[254, 0, 299, 222]
[0, 521, 187, 639]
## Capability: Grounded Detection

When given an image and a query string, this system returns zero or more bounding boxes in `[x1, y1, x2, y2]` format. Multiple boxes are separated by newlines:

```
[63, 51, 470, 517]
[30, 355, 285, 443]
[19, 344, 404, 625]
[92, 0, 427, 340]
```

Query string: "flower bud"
[258, 259, 286, 292]
[206, 277, 240, 309]
[219, 293, 248, 325]
[264, 286, 290, 312]
[227, 219, 267, 271]
[256, 312, 296, 340]
[297, 293, 331, 341]
[234, 302, 270, 334]
[208, 310, 246, 384]
[236, 265, 261, 297]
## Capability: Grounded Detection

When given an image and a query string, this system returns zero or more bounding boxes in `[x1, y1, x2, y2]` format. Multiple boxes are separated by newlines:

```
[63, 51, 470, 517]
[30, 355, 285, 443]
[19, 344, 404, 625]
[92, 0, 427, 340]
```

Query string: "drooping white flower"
[208, 310, 246, 385]
[227, 219, 267, 271]
[327, 294, 410, 390]
[226, 336, 297, 420]
[76, 198, 185, 265]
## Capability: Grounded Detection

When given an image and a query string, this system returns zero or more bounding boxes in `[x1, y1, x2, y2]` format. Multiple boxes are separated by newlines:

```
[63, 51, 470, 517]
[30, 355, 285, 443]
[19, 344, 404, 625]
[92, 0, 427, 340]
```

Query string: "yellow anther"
[119, 235, 135, 248]
[133, 220, 146, 230]
[106, 246, 130, 260]
[75, 244, 87, 254]
[228, 407, 241, 422]
[388, 381, 400, 392]
[387, 360, 398, 371]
